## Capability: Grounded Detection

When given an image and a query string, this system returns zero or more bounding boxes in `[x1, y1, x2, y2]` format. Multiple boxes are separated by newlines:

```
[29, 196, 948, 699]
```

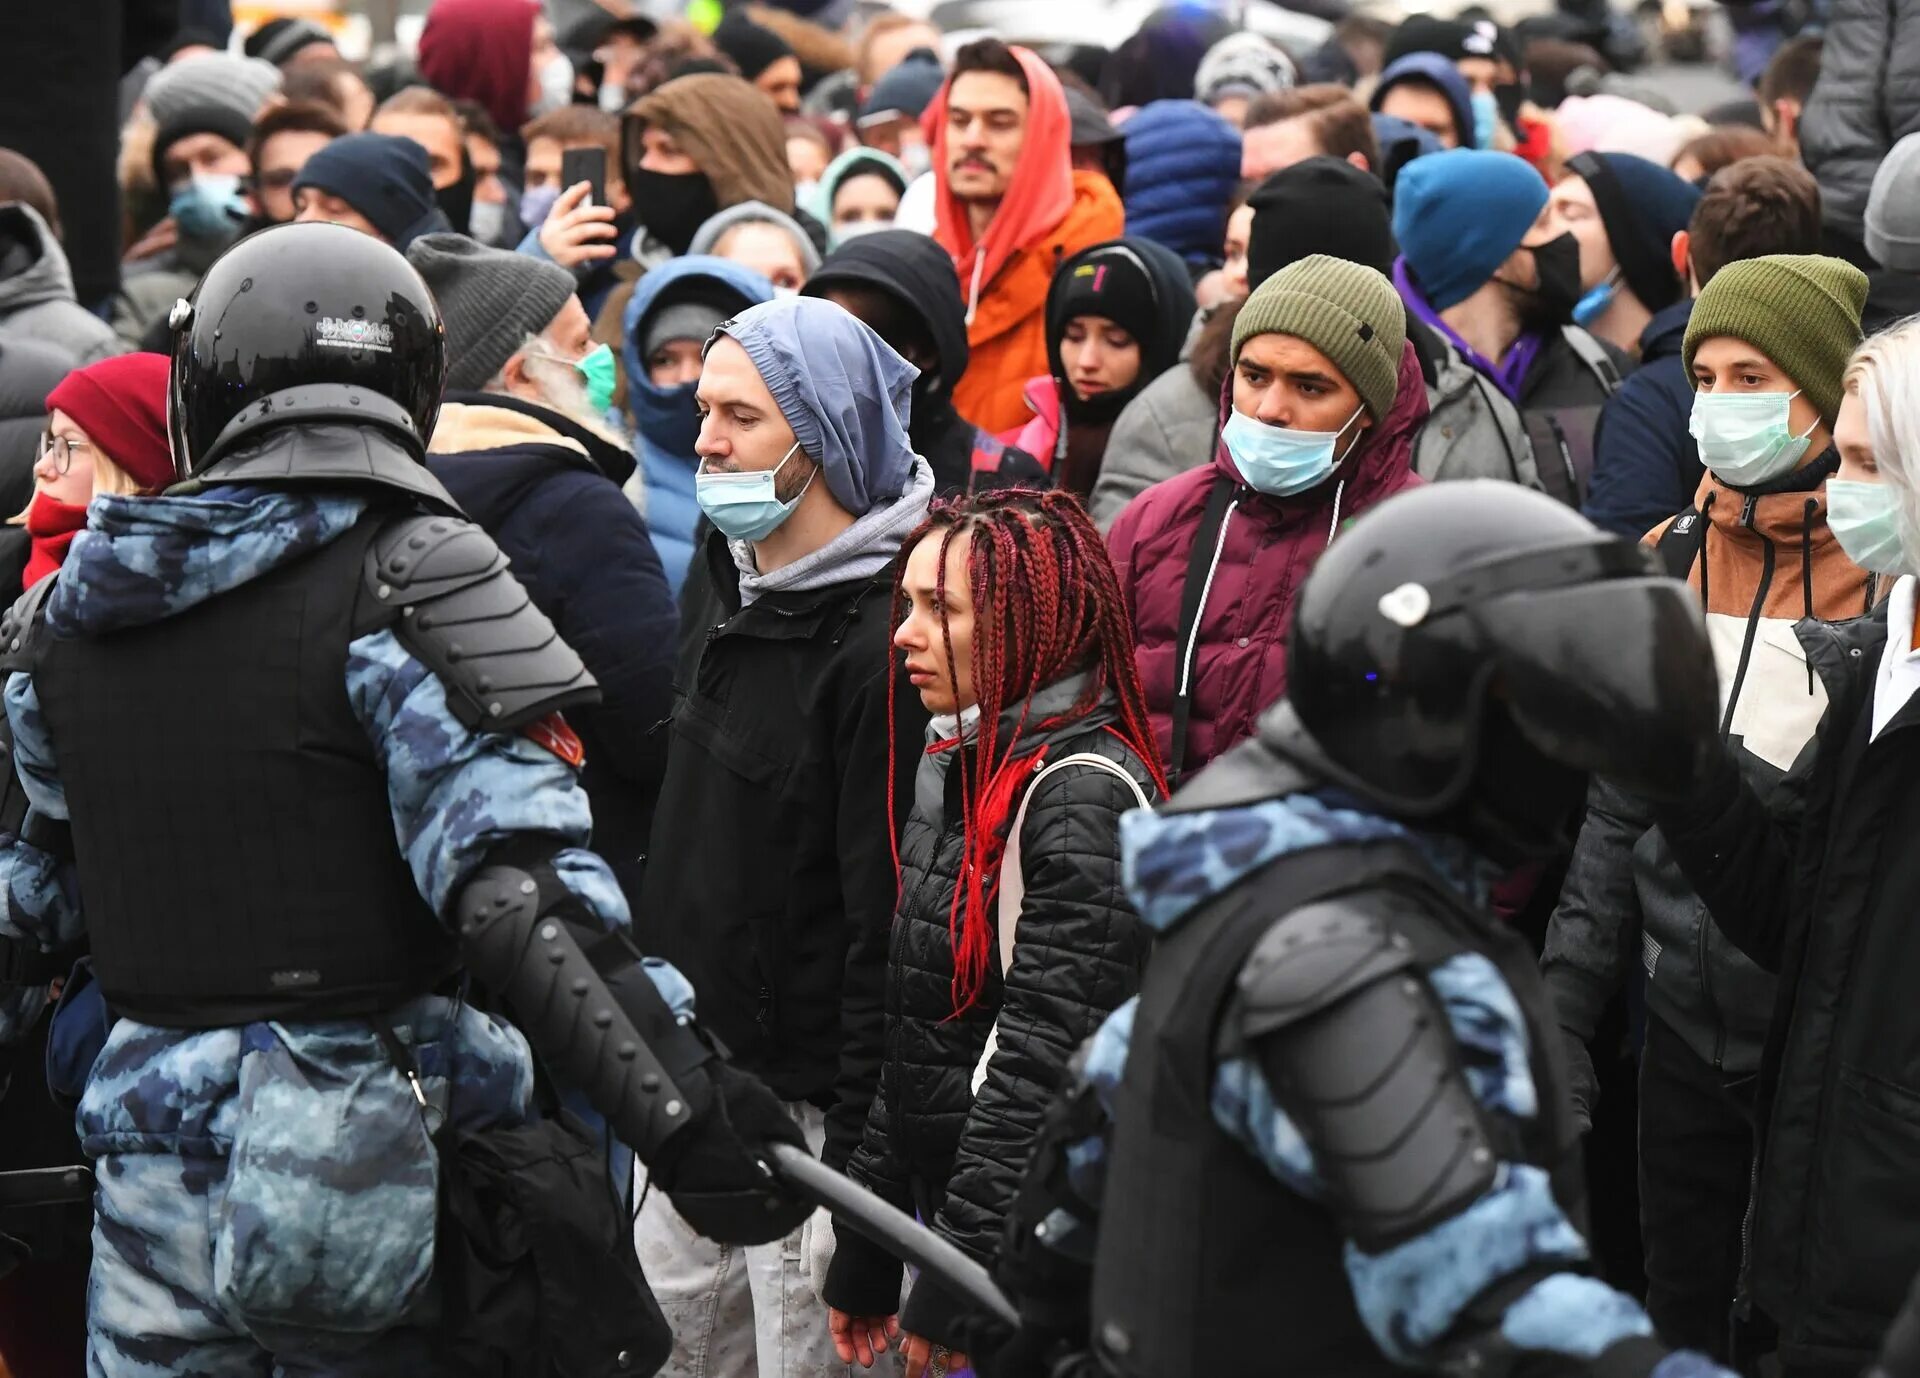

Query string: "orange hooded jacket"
[929, 47, 1124, 435]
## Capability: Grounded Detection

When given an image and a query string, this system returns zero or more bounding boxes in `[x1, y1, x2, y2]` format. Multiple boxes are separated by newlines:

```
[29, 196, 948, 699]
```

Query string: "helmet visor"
[1471, 577, 1719, 801]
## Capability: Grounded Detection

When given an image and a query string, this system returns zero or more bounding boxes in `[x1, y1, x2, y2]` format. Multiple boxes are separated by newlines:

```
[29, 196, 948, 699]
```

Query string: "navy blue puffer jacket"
[1120, 100, 1243, 273]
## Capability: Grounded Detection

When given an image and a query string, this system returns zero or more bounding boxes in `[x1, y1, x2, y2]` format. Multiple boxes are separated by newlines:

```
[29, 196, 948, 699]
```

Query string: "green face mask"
[575, 343, 617, 416]
[1827, 477, 1910, 575]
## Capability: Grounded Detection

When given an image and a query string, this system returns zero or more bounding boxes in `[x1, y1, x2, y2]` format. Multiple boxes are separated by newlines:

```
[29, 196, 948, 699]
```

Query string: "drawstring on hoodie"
[965, 248, 986, 326]
[1803, 498, 1817, 693]
[1697, 490, 1715, 626]
[1326, 478, 1347, 549]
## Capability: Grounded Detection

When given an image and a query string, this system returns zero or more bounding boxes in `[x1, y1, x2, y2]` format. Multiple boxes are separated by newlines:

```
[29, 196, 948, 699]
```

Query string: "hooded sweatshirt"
[1107, 341, 1429, 776]
[1544, 456, 1876, 1111]
[809, 147, 909, 249]
[930, 47, 1126, 434]
[686, 200, 823, 278]
[0, 204, 123, 366]
[1009, 236, 1198, 498]
[416, 0, 537, 138]
[802, 228, 1047, 496]
[620, 255, 775, 594]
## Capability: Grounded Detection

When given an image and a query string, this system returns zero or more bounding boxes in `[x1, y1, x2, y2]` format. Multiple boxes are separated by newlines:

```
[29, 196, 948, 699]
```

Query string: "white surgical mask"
[531, 52, 574, 118]
[1689, 390, 1819, 488]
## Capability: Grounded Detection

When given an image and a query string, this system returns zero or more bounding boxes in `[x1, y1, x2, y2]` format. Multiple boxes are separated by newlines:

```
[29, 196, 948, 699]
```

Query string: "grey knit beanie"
[1233, 254, 1406, 422]
[1866, 133, 1920, 273]
[405, 233, 580, 392]
[146, 54, 283, 185]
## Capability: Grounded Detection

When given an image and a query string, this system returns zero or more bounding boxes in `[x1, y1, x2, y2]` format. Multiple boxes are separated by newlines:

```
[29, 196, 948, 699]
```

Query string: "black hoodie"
[804, 229, 1047, 495]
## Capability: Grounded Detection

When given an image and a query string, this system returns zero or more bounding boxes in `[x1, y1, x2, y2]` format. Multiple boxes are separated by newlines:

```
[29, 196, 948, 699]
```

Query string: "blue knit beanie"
[293, 133, 444, 250]
[1369, 53, 1474, 151]
[1393, 150, 1548, 311]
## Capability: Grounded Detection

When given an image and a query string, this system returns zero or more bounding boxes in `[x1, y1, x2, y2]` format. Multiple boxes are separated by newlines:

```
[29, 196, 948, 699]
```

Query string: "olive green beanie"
[1682, 253, 1868, 423]
[1231, 254, 1406, 422]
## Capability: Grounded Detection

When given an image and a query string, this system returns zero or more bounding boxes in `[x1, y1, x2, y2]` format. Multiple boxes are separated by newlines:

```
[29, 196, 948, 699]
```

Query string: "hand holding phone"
[562, 146, 609, 210]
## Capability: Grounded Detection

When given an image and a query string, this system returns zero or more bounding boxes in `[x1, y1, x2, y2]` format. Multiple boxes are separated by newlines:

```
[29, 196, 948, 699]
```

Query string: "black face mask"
[1500, 231, 1583, 333]
[436, 150, 477, 236]
[629, 167, 719, 257]
[1493, 81, 1527, 129]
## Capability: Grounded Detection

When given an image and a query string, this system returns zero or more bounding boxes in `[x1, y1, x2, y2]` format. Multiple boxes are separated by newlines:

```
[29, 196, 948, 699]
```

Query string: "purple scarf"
[1394, 257, 1544, 404]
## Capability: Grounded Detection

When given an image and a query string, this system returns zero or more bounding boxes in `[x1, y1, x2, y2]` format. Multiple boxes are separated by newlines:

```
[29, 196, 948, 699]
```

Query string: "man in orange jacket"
[931, 39, 1125, 436]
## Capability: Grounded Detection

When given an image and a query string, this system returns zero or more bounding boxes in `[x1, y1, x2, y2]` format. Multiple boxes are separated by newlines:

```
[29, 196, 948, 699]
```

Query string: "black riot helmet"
[1269, 481, 1718, 858]
[168, 222, 448, 480]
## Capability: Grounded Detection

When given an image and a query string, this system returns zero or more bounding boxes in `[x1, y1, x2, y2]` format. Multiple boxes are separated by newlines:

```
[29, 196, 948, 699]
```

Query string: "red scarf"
[22, 494, 88, 590]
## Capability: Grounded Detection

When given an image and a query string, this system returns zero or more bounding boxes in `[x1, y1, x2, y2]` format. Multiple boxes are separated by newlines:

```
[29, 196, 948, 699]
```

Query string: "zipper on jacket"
[1717, 495, 1775, 740]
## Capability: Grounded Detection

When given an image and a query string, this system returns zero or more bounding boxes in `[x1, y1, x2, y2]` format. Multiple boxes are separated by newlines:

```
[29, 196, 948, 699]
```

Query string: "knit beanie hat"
[713, 12, 795, 82]
[644, 300, 730, 358]
[1047, 242, 1163, 353]
[1865, 132, 1920, 272]
[45, 353, 175, 492]
[1566, 151, 1701, 314]
[1393, 150, 1548, 312]
[1194, 32, 1297, 106]
[1384, 14, 1520, 70]
[245, 16, 336, 67]
[405, 232, 580, 392]
[1683, 254, 1869, 423]
[1233, 254, 1406, 422]
[294, 134, 444, 250]
[1247, 156, 1394, 287]
[146, 53, 283, 186]
[1369, 53, 1474, 152]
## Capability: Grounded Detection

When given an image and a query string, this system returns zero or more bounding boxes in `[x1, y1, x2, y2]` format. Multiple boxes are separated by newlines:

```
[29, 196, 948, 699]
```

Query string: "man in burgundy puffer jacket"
[1108, 254, 1428, 781]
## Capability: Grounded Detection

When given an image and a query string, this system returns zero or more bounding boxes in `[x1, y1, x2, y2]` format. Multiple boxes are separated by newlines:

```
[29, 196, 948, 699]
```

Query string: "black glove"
[649, 1059, 811, 1245]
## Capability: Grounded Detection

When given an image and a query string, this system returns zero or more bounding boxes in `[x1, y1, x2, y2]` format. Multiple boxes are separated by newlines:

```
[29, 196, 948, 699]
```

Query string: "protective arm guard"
[1235, 901, 1497, 1251]
[454, 862, 704, 1160]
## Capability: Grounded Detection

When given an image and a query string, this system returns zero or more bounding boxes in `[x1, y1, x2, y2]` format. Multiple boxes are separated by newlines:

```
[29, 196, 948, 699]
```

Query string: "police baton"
[762, 1141, 1019, 1329]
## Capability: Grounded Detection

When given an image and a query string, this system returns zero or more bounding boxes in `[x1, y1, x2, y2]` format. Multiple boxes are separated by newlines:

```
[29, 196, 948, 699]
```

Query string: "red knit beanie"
[45, 353, 175, 494]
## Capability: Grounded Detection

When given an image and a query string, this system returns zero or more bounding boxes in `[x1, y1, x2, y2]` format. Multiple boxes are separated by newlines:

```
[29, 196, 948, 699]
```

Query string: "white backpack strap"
[972, 751, 1152, 1093]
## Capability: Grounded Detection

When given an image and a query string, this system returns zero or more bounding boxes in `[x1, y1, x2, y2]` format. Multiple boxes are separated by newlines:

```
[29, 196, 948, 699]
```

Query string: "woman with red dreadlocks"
[820, 488, 1167, 1378]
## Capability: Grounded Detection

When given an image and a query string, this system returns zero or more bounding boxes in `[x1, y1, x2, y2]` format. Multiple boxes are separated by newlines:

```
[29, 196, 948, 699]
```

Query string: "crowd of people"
[1, 0, 1920, 1375]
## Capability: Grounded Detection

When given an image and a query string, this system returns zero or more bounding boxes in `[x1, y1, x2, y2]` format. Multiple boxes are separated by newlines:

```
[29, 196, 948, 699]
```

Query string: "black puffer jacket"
[824, 692, 1156, 1346]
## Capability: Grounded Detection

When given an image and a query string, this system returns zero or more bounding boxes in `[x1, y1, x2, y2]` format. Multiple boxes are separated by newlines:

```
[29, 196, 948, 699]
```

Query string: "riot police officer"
[0, 222, 807, 1374]
[982, 481, 1737, 1378]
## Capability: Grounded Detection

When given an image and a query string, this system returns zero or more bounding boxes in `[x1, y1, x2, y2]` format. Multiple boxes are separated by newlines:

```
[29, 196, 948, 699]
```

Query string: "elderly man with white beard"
[407, 232, 676, 920]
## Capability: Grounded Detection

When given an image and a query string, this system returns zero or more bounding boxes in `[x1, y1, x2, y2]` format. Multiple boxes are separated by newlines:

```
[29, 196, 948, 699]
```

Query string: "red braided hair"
[885, 488, 1168, 1016]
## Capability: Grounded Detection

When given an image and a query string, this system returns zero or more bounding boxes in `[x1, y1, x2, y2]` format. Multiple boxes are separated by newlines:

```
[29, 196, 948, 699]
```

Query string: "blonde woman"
[14, 353, 174, 589]
[1649, 315, 1920, 1375]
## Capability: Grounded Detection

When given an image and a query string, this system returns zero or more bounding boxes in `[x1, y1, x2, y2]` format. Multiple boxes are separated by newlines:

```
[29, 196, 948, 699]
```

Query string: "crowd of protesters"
[2, 0, 1920, 1375]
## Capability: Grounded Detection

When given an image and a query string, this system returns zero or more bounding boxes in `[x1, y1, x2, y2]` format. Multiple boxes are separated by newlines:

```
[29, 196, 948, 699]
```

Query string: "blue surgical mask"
[170, 174, 247, 242]
[1470, 89, 1501, 150]
[1827, 478, 1909, 574]
[1573, 268, 1619, 327]
[520, 184, 561, 231]
[575, 343, 617, 415]
[1689, 389, 1819, 488]
[695, 440, 815, 542]
[1222, 405, 1364, 498]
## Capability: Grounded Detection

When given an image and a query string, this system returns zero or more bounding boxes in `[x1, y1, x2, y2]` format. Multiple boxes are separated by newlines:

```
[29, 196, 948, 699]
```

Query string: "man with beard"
[407, 233, 674, 911]
[928, 39, 1123, 435]
[1390, 149, 1629, 506]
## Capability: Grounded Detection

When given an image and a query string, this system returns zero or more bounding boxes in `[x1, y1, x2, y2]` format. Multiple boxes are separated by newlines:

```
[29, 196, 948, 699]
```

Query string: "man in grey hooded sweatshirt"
[635, 295, 934, 1378]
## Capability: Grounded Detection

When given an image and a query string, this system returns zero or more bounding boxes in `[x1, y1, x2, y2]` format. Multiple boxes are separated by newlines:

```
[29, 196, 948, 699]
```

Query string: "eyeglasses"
[36, 432, 92, 476]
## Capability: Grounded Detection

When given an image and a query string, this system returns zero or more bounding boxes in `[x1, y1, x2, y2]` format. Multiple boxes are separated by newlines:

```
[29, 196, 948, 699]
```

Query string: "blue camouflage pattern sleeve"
[342, 631, 692, 1017]
[0, 671, 81, 1043]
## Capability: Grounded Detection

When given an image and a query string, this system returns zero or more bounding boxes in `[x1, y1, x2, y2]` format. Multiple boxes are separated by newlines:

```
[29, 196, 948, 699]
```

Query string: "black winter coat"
[425, 395, 675, 907]
[641, 532, 927, 1172]
[824, 705, 1155, 1347]
[1658, 600, 1920, 1370]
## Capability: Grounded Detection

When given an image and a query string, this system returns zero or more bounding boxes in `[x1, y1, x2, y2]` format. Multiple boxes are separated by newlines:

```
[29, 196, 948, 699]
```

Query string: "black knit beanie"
[1247, 156, 1395, 289]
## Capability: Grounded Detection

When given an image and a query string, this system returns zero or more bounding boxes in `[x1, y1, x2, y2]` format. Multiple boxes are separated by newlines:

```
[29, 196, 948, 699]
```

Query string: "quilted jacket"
[823, 698, 1156, 1345]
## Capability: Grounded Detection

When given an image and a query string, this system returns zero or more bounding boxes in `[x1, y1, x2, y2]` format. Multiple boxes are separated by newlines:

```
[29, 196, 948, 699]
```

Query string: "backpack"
[1528, 326, 1625, 509]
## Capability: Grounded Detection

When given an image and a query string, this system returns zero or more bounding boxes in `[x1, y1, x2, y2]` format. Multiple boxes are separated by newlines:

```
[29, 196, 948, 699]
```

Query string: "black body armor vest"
[33, 514, 454, 1027]
[1086, 837, 1583, 1378]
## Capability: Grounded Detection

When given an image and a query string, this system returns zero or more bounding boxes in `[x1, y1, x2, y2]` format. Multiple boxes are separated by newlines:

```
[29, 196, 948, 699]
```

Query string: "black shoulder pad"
[371, 515, 600, 732]
[0, 576, 57, 676]
[1236, 898, 1416, 1040]
[1236, 894, 1498, 1250]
